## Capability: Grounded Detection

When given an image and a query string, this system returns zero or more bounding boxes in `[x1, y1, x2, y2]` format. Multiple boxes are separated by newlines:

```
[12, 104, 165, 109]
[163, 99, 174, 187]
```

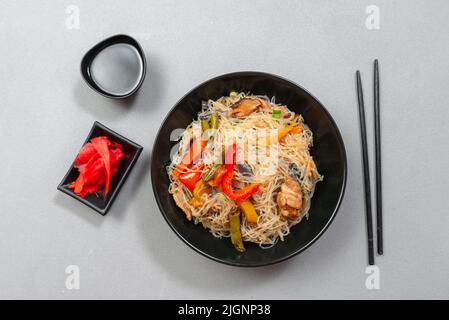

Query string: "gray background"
[1, 0, 448, 299]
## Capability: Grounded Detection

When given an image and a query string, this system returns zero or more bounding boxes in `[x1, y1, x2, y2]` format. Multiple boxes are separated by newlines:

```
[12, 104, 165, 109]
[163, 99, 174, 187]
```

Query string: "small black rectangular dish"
[57, 121, 143, 215]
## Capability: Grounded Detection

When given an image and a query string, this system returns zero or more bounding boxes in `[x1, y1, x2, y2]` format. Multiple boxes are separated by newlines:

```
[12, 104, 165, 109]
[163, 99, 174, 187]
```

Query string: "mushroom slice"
[232, 98, 262, 117]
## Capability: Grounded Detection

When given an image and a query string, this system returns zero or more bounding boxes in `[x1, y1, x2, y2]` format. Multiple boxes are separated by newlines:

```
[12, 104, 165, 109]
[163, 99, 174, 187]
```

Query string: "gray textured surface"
[1, 0, 448, 299]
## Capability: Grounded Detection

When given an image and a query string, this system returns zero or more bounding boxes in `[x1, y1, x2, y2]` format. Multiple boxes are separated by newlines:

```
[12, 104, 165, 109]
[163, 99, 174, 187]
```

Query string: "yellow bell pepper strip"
[193, 179, 208, 198]
[190, 197, 202, 208]
[266, 125, 292, 146]
[267, 124, 303, 146]
[192, 179, 203, 197]
[291, 123, 303, 134]
[277, 125, 294, 142]
[189, 178, 210, 208]
[238, 199, 258, 223]
[229, 212, 245, 252]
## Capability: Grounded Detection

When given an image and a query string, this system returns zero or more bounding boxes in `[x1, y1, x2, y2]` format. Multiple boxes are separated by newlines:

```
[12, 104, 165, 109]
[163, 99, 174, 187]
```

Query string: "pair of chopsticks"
[356, 59, 382, 265]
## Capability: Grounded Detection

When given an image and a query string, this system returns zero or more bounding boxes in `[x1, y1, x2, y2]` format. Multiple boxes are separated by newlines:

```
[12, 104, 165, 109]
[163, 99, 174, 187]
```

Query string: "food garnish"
[69, 136, 124, 197]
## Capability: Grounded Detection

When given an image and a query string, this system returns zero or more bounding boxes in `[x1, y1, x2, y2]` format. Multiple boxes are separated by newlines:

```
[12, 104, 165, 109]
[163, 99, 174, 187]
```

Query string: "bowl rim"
[151, 71, 347, 267]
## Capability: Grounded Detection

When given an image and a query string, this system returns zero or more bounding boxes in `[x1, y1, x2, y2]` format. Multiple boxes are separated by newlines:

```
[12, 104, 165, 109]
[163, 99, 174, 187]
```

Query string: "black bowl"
[80, 34, 147, 99]
[151, 72, 347, 267]
[58, 121, 143, 215]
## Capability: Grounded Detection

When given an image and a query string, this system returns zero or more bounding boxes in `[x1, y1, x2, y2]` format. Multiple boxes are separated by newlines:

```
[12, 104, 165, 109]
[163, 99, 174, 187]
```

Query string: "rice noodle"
[167, 93, 322, 247]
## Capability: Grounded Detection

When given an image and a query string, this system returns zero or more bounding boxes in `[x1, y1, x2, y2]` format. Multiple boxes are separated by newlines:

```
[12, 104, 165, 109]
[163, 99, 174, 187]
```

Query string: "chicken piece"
[232, 98, 262, 117]
[172, 186, 193, 220]
[276, 178, 303, 219]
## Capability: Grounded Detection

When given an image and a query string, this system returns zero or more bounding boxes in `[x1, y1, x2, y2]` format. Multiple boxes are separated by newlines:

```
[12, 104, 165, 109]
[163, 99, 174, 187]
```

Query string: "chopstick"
[374, 59, 383, 255]
[356, 70, 375, 265]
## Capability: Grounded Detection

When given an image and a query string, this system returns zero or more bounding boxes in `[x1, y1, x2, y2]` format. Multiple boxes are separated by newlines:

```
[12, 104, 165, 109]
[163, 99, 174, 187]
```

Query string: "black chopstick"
[374, 59, 383, 255]
[356, 70, 375, 265]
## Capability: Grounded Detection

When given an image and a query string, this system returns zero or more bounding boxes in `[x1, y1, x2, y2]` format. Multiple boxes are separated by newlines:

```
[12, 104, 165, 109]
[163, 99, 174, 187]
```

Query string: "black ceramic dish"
[80, 34, 147, 99]
[58, 121, 143, 215]
[151, 72, 347, 267]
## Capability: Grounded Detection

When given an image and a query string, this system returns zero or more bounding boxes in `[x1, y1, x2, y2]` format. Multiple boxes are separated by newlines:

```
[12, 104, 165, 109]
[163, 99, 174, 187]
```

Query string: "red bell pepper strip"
[178, 164, 204, 191]
[221, 170, 260, 201]
[221, 144, 260, 201]
[224, 143, 237, 172]
[172, 137, 207, 178]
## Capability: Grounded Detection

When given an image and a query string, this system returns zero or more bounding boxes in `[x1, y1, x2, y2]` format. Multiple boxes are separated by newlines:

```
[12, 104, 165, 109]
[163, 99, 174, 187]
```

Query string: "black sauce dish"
[151, 71, 347, 267]
[80, 34, 147, 99]
[58, 121, 143, 215]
